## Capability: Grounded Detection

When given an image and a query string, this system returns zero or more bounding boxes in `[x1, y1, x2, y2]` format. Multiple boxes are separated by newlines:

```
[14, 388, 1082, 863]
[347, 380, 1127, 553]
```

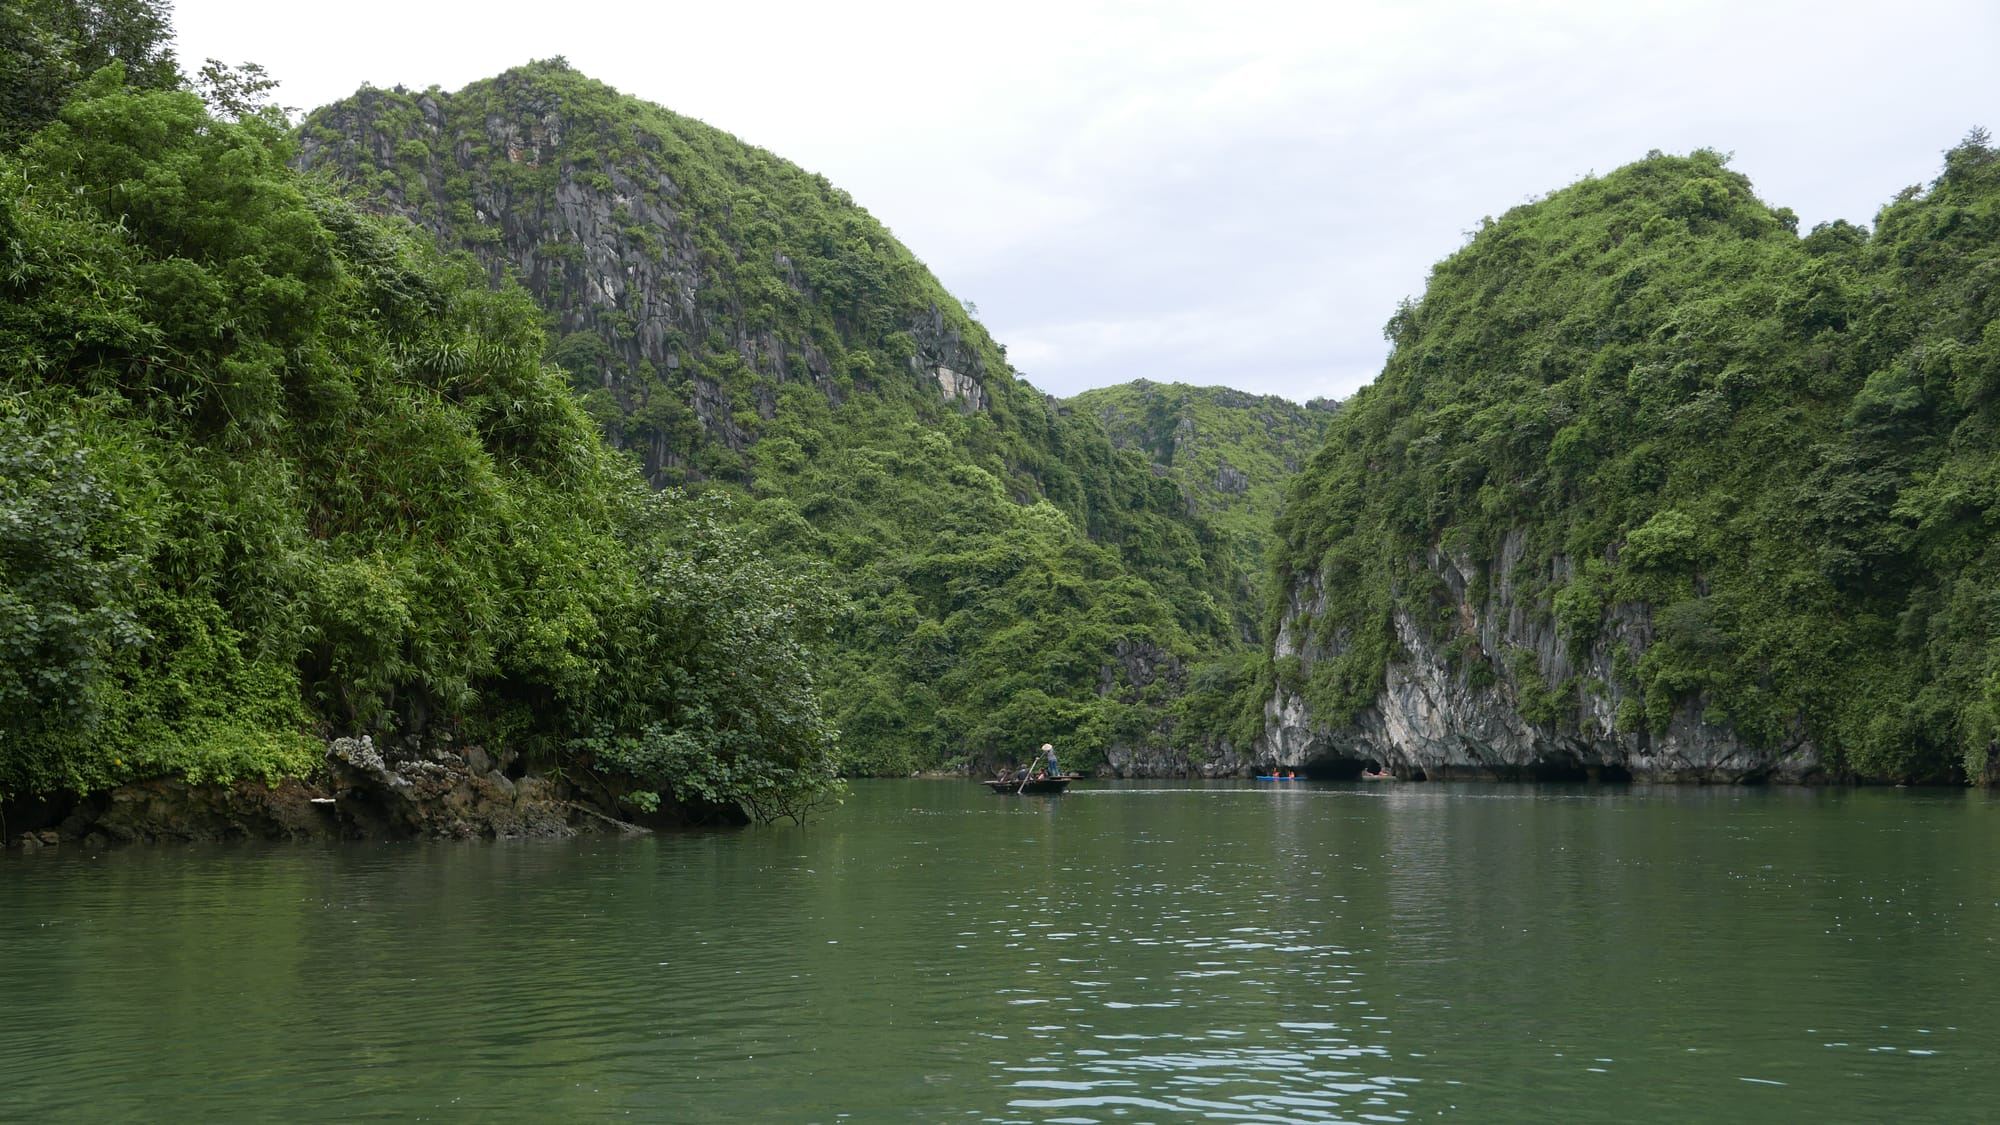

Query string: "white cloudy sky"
[173, 0, 1998, 403]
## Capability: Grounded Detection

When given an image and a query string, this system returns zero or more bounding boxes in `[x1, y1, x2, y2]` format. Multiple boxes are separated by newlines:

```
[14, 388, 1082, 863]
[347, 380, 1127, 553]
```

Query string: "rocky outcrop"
[5, 736, 744, 847]
[1103, 739, 1251, 778]
[10, 778, 339, 846]
[296, 76, 990, 488]
[320, 735, 605, 840]
[1258, 531, 1827, 783]
[1092, 639, 1253, 777]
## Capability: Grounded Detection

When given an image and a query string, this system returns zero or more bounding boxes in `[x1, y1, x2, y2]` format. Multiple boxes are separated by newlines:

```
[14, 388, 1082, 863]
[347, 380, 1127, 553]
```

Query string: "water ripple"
[4, 782, 1997, 1123]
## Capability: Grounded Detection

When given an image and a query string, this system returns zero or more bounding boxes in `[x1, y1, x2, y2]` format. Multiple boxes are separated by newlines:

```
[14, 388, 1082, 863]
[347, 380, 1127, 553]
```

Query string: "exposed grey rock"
[1087, 638, 1258, 777]
[295, 80, 986, 489]
[1259, 532, 1827, 783]
[325, 736, 587, 839]
[934, 366, 987, 412]
[1104, 739, 1251, 779]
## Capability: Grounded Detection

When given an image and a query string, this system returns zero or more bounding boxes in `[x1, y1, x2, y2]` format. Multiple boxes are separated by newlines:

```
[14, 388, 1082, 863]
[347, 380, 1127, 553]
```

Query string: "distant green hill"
[1267, 138, 2000, 785]
[297, 61, 1255, 772]
[1066, 381, 1337, 620]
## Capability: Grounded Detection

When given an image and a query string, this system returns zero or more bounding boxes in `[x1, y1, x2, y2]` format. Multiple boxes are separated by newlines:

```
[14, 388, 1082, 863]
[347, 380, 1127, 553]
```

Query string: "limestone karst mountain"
[298, 60, 1283, 773]
[1262, 140, 2000, 785]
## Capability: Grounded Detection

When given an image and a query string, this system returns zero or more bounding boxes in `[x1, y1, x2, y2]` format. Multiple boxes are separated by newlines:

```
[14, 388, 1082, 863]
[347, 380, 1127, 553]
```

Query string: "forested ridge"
[0, 12, 840, 820]
[1270, 139, 2000, 784]
[1069, 381, 1339, 619]
[295, 62, 1283, 775]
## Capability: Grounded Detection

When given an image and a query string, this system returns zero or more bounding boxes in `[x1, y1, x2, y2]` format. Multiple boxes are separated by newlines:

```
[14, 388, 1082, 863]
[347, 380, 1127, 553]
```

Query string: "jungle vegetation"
[1070, 381, 1338, 616]
[11, 1, 1996, 808]
[0, 25, 839, 818]
[297, 63, 1270, 774]
[1271, 139, 2000, 783]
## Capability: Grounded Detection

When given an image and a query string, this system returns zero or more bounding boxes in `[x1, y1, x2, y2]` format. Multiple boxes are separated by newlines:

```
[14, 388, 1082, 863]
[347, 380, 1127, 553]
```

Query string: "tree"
[194, 58, 290, 122]
[0, 405, 152, 760]
[0, 70, 846, 820]
[584, 492, 843, 824]
[0, 0, 178, 146]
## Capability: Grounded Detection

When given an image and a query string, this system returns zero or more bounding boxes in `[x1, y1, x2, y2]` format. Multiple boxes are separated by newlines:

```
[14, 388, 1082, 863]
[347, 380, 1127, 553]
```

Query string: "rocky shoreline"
[4, 736, 744, 849]
[15, 738, 1981, 849]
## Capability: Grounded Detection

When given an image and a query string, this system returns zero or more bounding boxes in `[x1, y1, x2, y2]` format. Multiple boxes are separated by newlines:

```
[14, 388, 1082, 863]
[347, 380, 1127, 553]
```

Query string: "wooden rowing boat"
[982, 773, 1085, 794]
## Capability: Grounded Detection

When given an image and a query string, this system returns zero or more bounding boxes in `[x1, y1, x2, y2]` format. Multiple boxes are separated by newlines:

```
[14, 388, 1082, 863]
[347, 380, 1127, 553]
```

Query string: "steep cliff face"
[1264, 140, 2000, 785]
[296, 67, 992, 486]
[295, 61, 1249, 774]
[1260, 534, 1823, 782]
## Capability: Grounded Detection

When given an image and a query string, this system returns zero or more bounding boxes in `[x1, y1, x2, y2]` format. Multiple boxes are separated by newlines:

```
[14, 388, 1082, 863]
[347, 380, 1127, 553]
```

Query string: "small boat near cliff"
[983, 774, 1085, 794]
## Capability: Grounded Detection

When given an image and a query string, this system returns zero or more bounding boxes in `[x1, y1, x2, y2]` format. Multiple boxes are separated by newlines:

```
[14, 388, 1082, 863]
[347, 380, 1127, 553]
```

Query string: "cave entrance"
[1297, 756, 1426, 781]
[1300, 757, 1366, 781]
[1523, 758, 1591, 783]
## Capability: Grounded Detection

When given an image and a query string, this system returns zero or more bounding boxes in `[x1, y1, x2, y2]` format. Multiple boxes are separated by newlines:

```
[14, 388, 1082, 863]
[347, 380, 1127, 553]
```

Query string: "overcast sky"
[173, 0, 1998, 404]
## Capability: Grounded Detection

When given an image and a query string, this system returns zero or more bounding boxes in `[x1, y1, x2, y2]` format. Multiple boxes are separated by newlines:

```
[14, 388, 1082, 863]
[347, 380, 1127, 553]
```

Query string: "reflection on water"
[2, 781, 1995, 1123]
[988, 881, 1397, 1123]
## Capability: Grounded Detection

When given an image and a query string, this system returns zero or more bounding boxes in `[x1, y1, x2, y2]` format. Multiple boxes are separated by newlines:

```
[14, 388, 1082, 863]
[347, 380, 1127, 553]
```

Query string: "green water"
[3, 781, 1996, 1122]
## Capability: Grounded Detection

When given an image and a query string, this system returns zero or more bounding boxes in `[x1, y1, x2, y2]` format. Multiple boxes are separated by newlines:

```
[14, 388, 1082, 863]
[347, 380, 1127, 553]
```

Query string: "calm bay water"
[3, 780, 1996, 1122]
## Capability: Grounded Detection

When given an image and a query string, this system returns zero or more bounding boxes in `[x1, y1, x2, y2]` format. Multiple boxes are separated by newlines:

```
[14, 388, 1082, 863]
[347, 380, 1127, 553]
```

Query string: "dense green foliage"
[29, 25, 1990, 797]
[1068, 381, 1337, 614]
[0, 0, 177, 145]
[1273, 139, 2000, 782]
[300, 63, 1248, 772]
[0, 68, 837, 815]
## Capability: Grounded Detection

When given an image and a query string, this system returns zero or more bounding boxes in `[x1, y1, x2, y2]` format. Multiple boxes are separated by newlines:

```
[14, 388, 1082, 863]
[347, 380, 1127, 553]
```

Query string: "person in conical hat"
[1040, 743, 1059, 778]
